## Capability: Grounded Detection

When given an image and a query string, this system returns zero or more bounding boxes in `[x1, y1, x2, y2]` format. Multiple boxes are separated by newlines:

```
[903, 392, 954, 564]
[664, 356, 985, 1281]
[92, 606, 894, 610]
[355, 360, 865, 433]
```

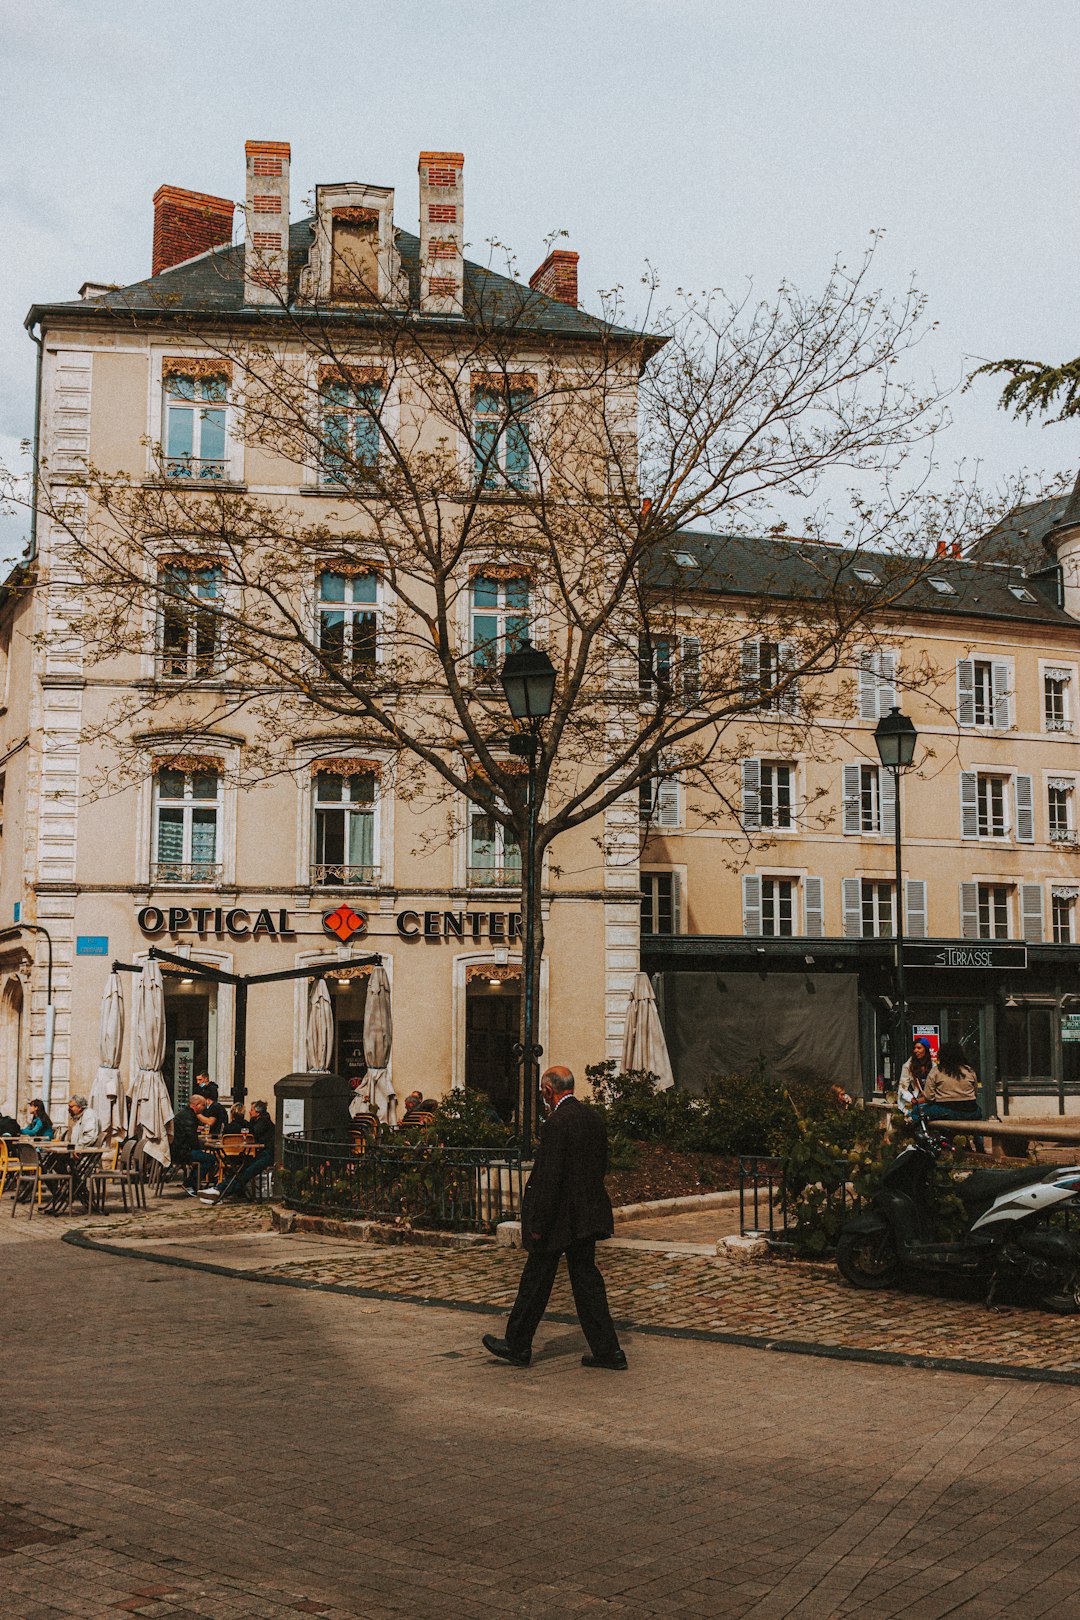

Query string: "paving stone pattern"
[4, 1220, 1080, 1616]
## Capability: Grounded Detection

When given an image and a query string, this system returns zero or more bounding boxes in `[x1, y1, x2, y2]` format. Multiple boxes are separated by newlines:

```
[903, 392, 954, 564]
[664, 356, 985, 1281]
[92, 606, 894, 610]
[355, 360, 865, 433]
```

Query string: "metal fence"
[738, 1154, 858, 1243]
[281, 1136, 524, 1233]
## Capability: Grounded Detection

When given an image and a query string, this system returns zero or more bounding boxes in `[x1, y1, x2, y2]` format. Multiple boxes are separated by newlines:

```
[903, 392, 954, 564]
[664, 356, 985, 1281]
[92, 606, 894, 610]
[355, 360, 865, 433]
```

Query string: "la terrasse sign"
[903, 942, 1029, 971]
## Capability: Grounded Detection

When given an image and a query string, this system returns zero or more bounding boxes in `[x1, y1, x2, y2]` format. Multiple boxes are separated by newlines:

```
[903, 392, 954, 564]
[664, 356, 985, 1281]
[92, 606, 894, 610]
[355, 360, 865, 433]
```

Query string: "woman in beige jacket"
[921, 1041, 984, 1150]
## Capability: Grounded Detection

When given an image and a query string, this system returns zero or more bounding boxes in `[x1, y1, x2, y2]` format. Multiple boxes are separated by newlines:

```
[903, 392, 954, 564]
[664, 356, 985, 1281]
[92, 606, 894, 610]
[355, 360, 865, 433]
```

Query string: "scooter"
[836, 1117, 1080, 1312]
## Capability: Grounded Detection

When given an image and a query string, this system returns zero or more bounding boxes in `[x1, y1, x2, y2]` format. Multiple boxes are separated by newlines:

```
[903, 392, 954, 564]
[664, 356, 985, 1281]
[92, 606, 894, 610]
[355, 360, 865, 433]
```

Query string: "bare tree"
[18, 237, 1022, 1126]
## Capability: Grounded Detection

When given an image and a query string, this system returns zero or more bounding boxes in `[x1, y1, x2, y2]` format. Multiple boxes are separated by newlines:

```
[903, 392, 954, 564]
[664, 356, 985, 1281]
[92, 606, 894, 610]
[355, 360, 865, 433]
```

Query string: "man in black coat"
[483, 1066, 626, 1371]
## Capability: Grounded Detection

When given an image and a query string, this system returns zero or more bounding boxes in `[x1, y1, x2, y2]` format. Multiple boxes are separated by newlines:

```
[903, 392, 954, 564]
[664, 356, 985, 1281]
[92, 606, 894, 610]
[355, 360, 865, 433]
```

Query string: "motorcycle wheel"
[1037, 1270, 1080, 1315]
[836, 1228, 900, 1289]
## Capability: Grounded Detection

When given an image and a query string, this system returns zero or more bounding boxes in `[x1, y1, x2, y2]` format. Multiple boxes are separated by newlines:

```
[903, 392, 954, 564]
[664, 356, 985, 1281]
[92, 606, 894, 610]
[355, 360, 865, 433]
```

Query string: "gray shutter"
[680, 635, 701, 705]
[741, 758, 761, 831]
[1014, 773, 1034, 843]
[880, 768, 897, 837]
[656, 777, 680, 827]
[957, 659, 975, 726]
[842, 876, 863, 938]
[960, 881, 979, 939]
[804, 876, 824, 937]
[778, 641, 798, 714]
[992, 660, 1011, 729]
[742, 874, 762, 936]
[905, 879, 928, 939]
[670, 870, 683, 934]
[842, 763, 862, 835]
[858, 651, 878, 720]
[741, 639, 759, 701]
[960, 772, 979, 839]
[878, 649, 898, 716]
[1021, 883, 1044, 943]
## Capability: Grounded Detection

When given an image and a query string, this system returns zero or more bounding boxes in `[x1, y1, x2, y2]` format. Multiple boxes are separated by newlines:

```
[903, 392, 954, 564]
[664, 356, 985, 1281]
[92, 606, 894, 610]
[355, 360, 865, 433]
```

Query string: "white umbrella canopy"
[362, 965, 396, 1125]
[89, 972, 127, 1141]
[621, 972, 675, 1090]
[307, 978, 334, 1073]
[129, 960, 174, 1166]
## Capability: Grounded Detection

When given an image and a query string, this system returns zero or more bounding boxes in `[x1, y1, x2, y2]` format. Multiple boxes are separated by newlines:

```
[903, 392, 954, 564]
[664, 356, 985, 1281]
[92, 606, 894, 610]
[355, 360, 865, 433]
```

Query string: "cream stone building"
[4, 141, 1079, 1124]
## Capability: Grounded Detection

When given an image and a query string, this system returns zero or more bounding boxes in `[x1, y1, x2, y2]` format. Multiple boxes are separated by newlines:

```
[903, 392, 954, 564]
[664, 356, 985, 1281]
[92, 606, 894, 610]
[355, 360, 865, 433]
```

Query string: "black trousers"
[505, 1237, 621, 1358]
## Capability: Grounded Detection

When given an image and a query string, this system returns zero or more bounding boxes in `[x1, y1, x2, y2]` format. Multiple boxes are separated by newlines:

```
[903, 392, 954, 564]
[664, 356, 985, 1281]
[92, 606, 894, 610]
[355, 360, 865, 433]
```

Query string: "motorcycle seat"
[958, 1165, 1048, 1206]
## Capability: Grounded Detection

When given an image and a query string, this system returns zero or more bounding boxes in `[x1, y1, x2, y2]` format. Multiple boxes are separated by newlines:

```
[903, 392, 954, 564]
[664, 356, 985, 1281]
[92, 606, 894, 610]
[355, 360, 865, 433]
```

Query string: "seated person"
[170, 1095, 218, 1194]
[402, 1090, 424, 1117]
[67, 1095, 101, 1148]
[203, 1100, 273, 1203]
[0, 1110, 22, 1137]
[420, 1098, 439, 1114]
[224, 1102, 248, 1133]
[201, 1096, 230, 1137]
[920, 1041, 985, 1152]
[24, 1099, 55, 1140]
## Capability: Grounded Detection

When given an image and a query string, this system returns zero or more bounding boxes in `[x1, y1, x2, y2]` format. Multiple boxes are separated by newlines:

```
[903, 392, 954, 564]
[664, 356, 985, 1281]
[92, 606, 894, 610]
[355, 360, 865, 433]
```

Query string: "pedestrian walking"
[482, 1065, 626, 1371]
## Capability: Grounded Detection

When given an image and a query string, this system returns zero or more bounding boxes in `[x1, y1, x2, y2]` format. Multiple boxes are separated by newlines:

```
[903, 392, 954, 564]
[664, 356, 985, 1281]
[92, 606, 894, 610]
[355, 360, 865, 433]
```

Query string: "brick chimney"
[529, 249, 579, 307]
[418, 151, 464, 316]
[152, 186, 234, 277]
[243, 140, 291, 306]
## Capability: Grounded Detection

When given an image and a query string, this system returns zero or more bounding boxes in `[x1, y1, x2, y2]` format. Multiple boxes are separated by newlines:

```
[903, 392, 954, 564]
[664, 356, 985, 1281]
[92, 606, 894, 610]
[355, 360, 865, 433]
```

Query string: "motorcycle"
[836, 1117, 1080, 1312]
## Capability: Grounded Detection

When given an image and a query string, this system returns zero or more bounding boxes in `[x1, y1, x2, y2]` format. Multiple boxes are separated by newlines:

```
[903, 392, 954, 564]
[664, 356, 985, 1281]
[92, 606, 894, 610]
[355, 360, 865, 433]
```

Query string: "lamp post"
[874, 705, 919, 1089]
[499, 637, 557, 1150]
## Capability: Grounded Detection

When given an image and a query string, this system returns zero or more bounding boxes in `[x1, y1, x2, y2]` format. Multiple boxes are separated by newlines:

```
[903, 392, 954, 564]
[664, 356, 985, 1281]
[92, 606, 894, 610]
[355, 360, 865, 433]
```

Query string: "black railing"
[280, 1136, 524, 1233]
[738, 1153, 858, 1243]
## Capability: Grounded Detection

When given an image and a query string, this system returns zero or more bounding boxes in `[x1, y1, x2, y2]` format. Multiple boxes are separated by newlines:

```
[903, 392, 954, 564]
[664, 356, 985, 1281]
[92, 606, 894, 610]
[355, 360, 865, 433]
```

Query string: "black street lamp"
[874, 705, 919, 1089]
[499, 637, 557, 1149]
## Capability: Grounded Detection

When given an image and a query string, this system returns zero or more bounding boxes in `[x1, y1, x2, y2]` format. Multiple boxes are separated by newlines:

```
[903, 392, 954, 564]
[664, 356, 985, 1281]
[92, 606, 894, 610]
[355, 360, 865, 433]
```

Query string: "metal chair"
[10, 1142, 75, 1218]
[85, 1136, 141, 1214]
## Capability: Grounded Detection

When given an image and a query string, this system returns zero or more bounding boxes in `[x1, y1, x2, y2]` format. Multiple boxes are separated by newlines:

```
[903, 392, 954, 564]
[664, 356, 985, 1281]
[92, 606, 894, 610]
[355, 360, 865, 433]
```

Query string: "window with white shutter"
[759, 762, 795, 829]
[958, 657, 1011, 728]
[842, 763, 862, 834]
[1014, 774, 1034, 843]
[959, 881, 979, 939]
[858, 648, 898, 720]
[742, 874, 762, 936]
[804, 876, 824, 937]
[880, 770, 897, 837]
[842, 876, 863, 938]
[741, 758, 761, 832]
[680, 635, 701, 705]
[843, 763, 890, 834]
[639, 772, 680, 828]
[992, 661, 1012, 729]
[1020, 883, 1044, 943]
[905, 880, 928, 939]
[960, 772, 979, 839]
[957, 659, 975, 726]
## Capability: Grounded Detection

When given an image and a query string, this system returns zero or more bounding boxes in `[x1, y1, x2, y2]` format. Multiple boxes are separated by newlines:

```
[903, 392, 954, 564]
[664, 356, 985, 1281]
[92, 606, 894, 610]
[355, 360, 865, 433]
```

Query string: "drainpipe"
[23, 315, 43, 561]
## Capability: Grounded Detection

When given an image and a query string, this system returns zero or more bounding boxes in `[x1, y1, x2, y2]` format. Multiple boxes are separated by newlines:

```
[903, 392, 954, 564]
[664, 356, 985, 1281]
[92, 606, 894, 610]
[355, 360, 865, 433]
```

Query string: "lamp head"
[499, 637, 557, 722]
[874, 705, 917, 769]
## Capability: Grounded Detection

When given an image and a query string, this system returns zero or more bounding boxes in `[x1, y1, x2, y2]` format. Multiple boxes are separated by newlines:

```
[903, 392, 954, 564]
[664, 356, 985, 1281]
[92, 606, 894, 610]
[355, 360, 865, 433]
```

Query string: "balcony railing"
[310, 863, 380, 887]
[165, 457, 229, 481]
[1046, 718, 1074, 733]
[1050, 828, 1077, 844]
[467, 865, 522, 890]
[150, 861, 223, 886]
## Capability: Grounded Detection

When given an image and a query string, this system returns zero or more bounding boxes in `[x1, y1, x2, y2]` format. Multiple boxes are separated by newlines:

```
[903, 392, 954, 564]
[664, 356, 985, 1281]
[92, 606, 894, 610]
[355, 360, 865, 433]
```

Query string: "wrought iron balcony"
[164, 457, 229, 481]
[311, 863, 381, 888]
[1046, 718, 1074, 733]
[466, 865, 523, 890]
[150, 862, 223, 886]
[1050, 828, 1077, 844]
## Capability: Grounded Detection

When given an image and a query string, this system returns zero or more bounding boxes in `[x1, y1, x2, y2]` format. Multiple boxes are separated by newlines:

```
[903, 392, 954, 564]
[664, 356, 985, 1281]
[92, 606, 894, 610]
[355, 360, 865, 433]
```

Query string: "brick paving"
[4, 1216, 1080, 1616]
[83, 1209, 1080, 1378]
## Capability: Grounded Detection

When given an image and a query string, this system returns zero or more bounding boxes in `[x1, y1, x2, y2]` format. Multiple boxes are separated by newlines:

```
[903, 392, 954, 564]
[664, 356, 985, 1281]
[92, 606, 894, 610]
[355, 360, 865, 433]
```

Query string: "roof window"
[928, 577, 956, 595]
[673, 551, 700, 569]
[1008, 583, 1036, 602]
[853, 567, 880, 585]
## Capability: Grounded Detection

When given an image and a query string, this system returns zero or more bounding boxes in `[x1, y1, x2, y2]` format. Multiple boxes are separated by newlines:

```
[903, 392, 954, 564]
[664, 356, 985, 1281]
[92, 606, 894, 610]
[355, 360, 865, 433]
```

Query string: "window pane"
[319, 571, 347, 603]
[166, 405, 193, 462]
[316, 772, 342, 802]
[472, 613, 499, 668]
[315, 807, 345, 865]
[157, 769, 185, 800]
[156, 808, 184, 861]
[504, 420, 529, 487]
[347, 771, 376, 805]
[200, 375, 228, 403]
[470, 811, 497, 869]
[351, 611, 378, 666]
[354, 416, 380, 469]
[474, 420, 499, 487]
[471, 577, 499, 609]
[320, 610, 346, 663]
[191, 771, 218, 800]
[348, 808, 375, 869]
[166, 376, 196, 401]
[191, 808, 217, 863]
[200, 409, 226, 462]
[504, 578, 530, 613]
[351, 571, 378, 604]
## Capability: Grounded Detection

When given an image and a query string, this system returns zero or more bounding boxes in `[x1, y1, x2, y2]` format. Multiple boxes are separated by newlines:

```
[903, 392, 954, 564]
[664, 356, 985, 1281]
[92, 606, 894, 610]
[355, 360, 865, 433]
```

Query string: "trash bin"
[273, 1072, 352, 1154]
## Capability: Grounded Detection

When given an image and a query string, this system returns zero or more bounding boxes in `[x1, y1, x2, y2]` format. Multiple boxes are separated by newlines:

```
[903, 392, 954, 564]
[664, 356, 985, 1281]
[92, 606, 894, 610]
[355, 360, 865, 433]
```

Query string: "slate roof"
[970, 492, 1072, 568]
[647, 530, 1076, 628]
[27, 219, 649, 347]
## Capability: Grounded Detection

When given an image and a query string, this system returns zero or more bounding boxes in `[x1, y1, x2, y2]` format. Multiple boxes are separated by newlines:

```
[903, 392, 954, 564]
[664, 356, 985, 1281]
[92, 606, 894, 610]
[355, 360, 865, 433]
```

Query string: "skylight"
[928, 577, 956, 595]
[853, 567, 880, 585]
[1008, 584, 1035, 602]
[673, 551, 700, 569]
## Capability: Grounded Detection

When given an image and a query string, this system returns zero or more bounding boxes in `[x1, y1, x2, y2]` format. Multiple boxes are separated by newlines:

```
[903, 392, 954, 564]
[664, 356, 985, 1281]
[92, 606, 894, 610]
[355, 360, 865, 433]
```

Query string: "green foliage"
[586, 1060, 700, 1145]
[424, 1087, 514, 1150]
[970, 354, 1080, 422]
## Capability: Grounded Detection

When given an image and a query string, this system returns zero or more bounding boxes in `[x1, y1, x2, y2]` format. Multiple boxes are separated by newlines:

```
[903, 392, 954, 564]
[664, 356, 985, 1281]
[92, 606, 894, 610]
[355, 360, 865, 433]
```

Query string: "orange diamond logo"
[323, 903, 367, 943]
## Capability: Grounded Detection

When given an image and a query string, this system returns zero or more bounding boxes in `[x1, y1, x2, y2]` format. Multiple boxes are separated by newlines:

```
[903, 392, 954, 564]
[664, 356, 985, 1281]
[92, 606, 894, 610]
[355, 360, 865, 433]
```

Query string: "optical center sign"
[137, 901, 522, 943]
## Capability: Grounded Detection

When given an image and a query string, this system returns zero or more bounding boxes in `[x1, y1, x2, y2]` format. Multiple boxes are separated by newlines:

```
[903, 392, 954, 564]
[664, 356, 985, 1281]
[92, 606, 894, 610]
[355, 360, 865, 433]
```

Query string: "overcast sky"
[2, 0, 1078, 561]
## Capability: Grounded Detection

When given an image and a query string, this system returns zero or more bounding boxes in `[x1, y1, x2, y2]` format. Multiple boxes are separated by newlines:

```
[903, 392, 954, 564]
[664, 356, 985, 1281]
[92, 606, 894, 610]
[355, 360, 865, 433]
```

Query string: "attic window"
[928, 577, 956, 595]
[673, 551, 700, 569]
[1009, 584, 1036, 602]
[853, 567, 880, 585]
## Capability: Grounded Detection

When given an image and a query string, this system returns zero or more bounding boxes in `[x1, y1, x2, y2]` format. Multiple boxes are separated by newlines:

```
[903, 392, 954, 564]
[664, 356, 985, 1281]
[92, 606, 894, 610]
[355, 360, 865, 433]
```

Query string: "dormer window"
[331, 207, 380, 302]
[1008, 583, 1036, 602]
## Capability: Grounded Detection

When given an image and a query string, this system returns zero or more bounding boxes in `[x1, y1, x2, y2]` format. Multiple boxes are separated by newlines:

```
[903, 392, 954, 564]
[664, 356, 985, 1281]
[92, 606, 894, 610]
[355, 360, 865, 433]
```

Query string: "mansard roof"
[647, 529, 1075, 628]
[27, 220, 649, 347]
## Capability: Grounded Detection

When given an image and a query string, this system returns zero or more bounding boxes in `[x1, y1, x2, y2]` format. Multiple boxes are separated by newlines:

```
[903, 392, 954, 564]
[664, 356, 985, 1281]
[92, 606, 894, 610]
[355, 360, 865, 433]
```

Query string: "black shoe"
[482, 1334, 530, 1367]
[582, 1350, 628, 1371]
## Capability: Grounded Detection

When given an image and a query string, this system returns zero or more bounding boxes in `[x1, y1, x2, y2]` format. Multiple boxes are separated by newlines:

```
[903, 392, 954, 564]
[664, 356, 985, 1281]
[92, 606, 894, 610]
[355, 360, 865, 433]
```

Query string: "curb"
[271, 1207, 494, 1249]
[612, 1189, 741, 1219]
[61, 1228, 1080, 1390]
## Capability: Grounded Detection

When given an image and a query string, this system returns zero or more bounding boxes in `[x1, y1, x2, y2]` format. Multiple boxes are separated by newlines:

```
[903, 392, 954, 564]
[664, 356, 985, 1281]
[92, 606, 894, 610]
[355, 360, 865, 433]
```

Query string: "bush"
[586, 1061, 702, 1147]
[415, 1087, 514, 1151]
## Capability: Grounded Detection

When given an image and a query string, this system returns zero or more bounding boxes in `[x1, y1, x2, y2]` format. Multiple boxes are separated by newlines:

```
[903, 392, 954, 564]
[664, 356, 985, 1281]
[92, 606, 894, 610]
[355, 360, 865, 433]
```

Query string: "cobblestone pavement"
[80, 1208, 1080, 1378]
[4, 1218, 1080, 1617]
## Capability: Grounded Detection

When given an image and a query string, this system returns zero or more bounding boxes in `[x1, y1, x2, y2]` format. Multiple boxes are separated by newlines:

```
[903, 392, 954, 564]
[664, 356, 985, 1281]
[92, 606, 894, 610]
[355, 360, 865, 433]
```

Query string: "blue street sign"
[13, 901, 20, 923]
[76, 936, 109, 956]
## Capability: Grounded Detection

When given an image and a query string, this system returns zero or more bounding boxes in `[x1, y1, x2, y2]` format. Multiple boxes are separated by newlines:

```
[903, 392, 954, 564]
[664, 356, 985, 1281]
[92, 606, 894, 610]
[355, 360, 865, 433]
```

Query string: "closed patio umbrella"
[89, 972, 126, 1141]
[621, 972, 674, 1090]
[307, 978, 334, 1073]
[362, 964, 396, 1125]
[129, 959, 174, 1166]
